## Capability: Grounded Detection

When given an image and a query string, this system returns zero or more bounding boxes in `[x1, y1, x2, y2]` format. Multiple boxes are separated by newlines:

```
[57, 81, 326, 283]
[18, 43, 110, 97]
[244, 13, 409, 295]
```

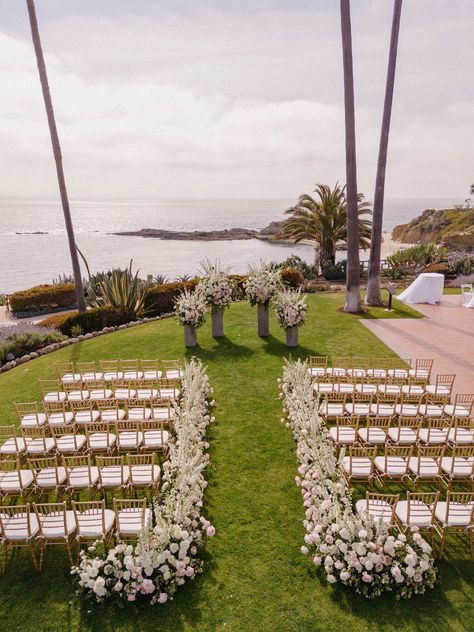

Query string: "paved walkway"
[362, 294, 474, 394]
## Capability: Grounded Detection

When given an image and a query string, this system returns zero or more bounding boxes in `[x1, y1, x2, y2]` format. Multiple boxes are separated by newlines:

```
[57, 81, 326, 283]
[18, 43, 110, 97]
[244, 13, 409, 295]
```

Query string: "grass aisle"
[0, 294, 471, 631]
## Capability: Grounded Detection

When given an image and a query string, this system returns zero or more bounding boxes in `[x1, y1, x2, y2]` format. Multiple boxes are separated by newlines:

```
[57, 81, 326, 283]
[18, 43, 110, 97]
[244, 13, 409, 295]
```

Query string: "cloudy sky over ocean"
[0, 0, 472, 201]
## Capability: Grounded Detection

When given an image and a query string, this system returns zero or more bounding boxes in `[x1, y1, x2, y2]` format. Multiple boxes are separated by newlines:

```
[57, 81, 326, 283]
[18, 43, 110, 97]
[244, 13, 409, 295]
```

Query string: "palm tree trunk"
[366, 0, 403, 306]
[26, 0, 86, 312]
[340, 0, 361, 313]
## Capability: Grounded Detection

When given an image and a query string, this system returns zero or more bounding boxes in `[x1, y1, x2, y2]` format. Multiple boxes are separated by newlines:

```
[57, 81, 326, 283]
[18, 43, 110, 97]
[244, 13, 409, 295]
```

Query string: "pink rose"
[362, 572, 373, 583]
[206, 525, 216, 537]
[158, 592, 168, 604]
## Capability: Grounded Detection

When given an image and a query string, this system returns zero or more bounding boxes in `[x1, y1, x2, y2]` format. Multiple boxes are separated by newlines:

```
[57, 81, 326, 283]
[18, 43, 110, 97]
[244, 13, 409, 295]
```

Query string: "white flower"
[93, 577, 107, 597]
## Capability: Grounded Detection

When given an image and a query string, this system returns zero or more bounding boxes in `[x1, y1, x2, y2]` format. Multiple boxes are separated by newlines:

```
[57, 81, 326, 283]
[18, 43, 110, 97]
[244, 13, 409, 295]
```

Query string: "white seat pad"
[26, 437, 55, 454]
[88, 432, 116, 451]
[448, 428, 474, 444]
[1, 437, 27, 454]
[68, 466, 100, 488]
[118, 432, 144, 449]
[378, 384, 401, 395]
[329, 427, 356, 444]
[127, 408, 152, 421]
[165, 369, 182, 379]
[367, 369, 387, 378]
[130, 464, 161, 485]
[159, 388, 180, 400]
[136, 388, 158, 399]
[440, 457, 472, 478]
[60, 373, 81, 383]
[100, 409, 126, 422]
[36, 466, 68, 488]
[313, 383, 334, 394]
[308, 367, 326, 377]
[123, 371, 143, 380]
[75, 410, 101, 425]
[103, 371, 123, 381]
[387, 427, 418, 444]
[99, 465, 130, 487]
[143, 430, 169, 448]
[369, 404, 395, 416]
[355, 499, 393, 523]
[394, 404, 419, 417]
[355, 384, 377, 394]
[39, 510, 76, 538]
[0, 470, 34, 492]
[401, 385, 425, 395]
[143, 370, 163, 379]
[395, 500, 433, 527]
[66, 390, 90, 401]
[342, 457, 372, 477]
[418, 428, 449, 444]
[56, 434, 87, 453]
[77, 508, 115, 538]
[345, 403, 371, 416]
[426, 385, 450, 395]
[387, 369, 408, 378]
[358, 428, 387, 445]
[89, 389, 113, 401]
[151, 407, 170, 420]
[20, 413, 47, 428]
[435, 501, 474, 527]
[48, 412, 75, 426]
[319, 403, 345, 417]
[117, 508, 152, 535]
[114, 389, 137, 400]
[443, 404, 471, 418]
[81, 371, 104, 382]
[2, 512, 39, 540]
[408, 457, 440, 477]
[417, 404, 443, 417]
[374, 456, 408, 476]
[43, 392, 66, 403]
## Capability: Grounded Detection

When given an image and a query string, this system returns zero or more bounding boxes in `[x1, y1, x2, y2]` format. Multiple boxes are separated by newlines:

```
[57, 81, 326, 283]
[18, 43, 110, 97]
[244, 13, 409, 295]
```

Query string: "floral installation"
[72, 358, 216, 604]
[174, 288, 208, 329]
[244, 264, 282, 306]
[274, 290, 307, 330]
[279, 359, 437, 600]
[198, 259, 234, 309]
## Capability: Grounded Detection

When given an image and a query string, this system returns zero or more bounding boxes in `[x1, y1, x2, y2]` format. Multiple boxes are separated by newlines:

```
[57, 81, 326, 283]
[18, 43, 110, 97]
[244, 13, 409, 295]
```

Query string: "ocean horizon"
[0, 196, 461, 293]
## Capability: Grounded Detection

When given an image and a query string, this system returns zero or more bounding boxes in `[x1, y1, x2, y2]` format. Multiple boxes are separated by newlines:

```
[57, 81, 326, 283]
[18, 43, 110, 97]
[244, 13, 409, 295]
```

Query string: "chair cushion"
[329, 427, 356, 444]
[0, 470, 34, 492]
[88, 432, 116, 451]
[313, 383, 334, 394]
[116, 508, 152, 535]
[369, 404, 395, 416]
[81, 371, 104, 382]
[159, 388, 180, 400]
[127, 408, 152, 421]
[434, 501, 474, 527]
[394, 404, 419, 417]
[387, 369, 408, 378]
[345, 403, 371, 416]
[143, 430, 169, 448]
[36, 466, 68, 488]
[26, 437, 55, 454]
[114, 389, 137, 400]
[56, 434, 87, 453]
[130, 465, 161, 485]
[440, 457, 472, 478]
[342, 457, 372, 477]
[123, 371, 143, 380]
[426, 385, 450, 395]
[100, 409, 126, 423]
[308, 367, 326, 377]
[408, 457, 440, 477]
[39, 510, 76, 538]
[143, 370, 163, 379]
[408, 369, 429, 379]
[358, 428, 387, 445]
[165, 369, 183, 379]
[43, 392, 66, 403]
[374, 456, 408, 476]
[418, 428, 449, 444]
[151, 408, 171, 421]
[378, 384, 401, 395]
[89, 389, 113, 401]
[66, 390, 90, 402]
[117, 432, 144, 449]
[355, 384, 378, 394]
[443, 404, 471, 418]
[48, 412, 75, 426]
[417, 404, 443, 417]
[0, 437, 27, 454]
[20, 413, 47, 428]
[68, 466, 100, 488]
[355, 498, 393, 523]
[102, 371, 123, 381]
[2, 512, 39, 540]
[401, 385, 425, 395]
[387, 427, 418, 444]
[319, 403, 345, 417]
[448, 428, 474, 444]
[395, 500, 433, 527]
[136, 388, 158, 399]
[74, 410, 101, 425]
[76, 508, 115, 538]
[99, 465, 130, 487]
[367, 369, 387, 378]
[60, 373, 81, 383]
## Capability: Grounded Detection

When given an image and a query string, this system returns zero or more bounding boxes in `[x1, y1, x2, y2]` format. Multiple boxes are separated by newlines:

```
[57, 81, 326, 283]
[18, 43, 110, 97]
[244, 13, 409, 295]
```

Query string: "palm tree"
[26, 0, 86, 312]
[366, 0, 403, 307]
[279, 183, 372, 271]
[340, 0, 361, 313]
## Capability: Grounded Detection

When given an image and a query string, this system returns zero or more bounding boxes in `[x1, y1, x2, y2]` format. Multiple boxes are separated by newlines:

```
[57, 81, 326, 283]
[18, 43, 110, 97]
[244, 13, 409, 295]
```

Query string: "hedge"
[38, 310, 78, 330]
[58, 306, 137, 337]
[9, 283, 77, 315]
[144, 280, 197, 317]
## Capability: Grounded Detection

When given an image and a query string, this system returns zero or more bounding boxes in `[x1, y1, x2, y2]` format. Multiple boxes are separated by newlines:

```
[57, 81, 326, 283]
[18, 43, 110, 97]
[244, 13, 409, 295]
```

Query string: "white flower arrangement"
[175, 288, 208, 329]
[244, 264, 282, 306]
[72, 358, 216, 605]
[279, 360, 437, 600]
[198, 260, 234, 309]
[274, 290, 307, 329]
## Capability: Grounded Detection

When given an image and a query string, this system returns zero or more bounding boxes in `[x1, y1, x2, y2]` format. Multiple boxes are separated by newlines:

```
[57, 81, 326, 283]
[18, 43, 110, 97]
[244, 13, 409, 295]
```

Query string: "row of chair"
[0, 498, 152, 571]
[354, 491, 474, 559]
[308, 356, 434, 382]
[56, 359, 183, 383]
[1, 420, 170, 460]
[0, 453, 161, 502]
[341, 444, 474, 489]
[14, 399, 173, 429]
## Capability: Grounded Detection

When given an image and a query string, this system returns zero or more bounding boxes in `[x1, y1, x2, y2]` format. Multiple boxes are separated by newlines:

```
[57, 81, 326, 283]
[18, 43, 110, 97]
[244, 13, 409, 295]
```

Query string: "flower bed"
[72, 358, 215, 604]
[279, 360, 436, 599]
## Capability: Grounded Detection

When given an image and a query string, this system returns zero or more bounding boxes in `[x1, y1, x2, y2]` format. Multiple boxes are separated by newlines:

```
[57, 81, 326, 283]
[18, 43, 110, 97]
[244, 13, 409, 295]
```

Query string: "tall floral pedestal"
[286, 326, 299, 347]
[257, 303, 270, 337]
[184, 324, 197, 347]
[211, 306, 224, 338]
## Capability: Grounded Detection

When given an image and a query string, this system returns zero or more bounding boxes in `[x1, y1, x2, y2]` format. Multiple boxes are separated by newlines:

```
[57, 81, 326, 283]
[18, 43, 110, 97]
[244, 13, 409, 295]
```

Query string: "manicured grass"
[0, 293, 472, 632]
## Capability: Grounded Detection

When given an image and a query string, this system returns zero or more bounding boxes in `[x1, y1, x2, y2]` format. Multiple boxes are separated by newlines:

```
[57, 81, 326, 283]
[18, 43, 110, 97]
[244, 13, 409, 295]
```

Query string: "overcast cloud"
[0, 0, 472, 200]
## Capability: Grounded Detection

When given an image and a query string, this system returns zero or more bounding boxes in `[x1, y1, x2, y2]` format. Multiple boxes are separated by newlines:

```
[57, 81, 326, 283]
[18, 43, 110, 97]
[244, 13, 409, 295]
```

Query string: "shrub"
[448, 253, 474, 276]
[144, 280, 198, 317]
[385, 244, 448, 277]
[280, 268, 304, 287]
[321, 260, 347, 280]
[37, 310, 78, 330]
[301, 280, 331, 293]
[422, 262, 450, 275]
[270, 255, 318, 280]
[58, 306, 137, 337]
[9, 283, 77, 315]
[0, 329, 66, 364]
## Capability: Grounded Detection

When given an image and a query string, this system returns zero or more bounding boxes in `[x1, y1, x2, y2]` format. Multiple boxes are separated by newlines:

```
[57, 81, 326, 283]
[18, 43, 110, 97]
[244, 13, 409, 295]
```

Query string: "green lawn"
[0, 293, 472, 632]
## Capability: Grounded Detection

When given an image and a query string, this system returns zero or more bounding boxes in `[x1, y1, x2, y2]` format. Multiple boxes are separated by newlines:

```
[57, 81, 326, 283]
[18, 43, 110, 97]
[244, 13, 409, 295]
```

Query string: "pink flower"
[158, 592, 168, 604]
[206, 525, 216, 537]
[141, 579, 155, 594]
[127, 594, 136, 601]
[185, 566, 195, 577]
[362, 572, 373, 583]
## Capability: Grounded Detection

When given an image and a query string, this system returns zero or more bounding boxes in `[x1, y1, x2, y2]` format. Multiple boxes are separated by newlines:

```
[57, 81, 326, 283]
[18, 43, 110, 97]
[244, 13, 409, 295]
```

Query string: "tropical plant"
[86, 262, 148, 318]
[52, 273, 74, 285]
[153, 274, 169, 285]
[366, 0, 403, 306]
[279, 184, 371, 272]
[175, 274, 193, 283]
[26, 0, 86, 311]
[340, 0, 362, 313]
[386, 244, 448, 276]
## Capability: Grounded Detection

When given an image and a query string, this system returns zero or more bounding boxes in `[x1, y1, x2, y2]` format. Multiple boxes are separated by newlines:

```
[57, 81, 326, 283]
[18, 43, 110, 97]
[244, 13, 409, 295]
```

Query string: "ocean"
[0, 197, 457, 293]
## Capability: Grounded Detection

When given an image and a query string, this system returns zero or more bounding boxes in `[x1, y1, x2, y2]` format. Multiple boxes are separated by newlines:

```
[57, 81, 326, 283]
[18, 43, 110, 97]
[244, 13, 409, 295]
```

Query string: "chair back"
[72, 499, 109, 536]
[33, 501, 69, 538]
[15, 402, 44, 425]
[0, 504, 37, 539]
[441, 491, 474, 524]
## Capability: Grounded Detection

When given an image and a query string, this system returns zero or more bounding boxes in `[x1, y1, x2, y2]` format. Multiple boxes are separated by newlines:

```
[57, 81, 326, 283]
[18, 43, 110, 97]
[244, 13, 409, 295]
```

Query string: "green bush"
[9, 283, 77, 315]
[0, 331, 66, 364]
[270, 255, 318, 280]
[322, 260, 347, 280]
[280, 268, 304, 287]
[59, 306, 137, 337]
[144, 280, 198, 316]
[385, 244, 448, 277]
[448, 253, 474, 276]
[37, 310, 77, 329]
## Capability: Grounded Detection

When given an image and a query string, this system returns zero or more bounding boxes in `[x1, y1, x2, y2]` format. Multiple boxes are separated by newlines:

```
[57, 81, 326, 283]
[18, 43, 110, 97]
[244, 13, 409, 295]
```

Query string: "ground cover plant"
[0, 293, 471, 632]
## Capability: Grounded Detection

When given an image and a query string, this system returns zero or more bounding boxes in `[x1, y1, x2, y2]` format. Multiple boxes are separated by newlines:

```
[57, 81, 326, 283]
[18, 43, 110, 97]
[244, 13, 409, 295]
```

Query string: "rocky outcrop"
[113, 221, 285, 242]
[392, 208, 474, 251]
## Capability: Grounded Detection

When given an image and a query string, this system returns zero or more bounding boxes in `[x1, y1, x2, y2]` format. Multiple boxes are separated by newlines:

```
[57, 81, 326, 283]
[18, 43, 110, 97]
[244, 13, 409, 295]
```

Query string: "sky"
[0, 0, 472, 201]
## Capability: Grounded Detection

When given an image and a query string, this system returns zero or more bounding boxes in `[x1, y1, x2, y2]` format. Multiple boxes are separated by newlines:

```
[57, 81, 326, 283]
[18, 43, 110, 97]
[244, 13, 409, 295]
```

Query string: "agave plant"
[96, 267, 148, 317]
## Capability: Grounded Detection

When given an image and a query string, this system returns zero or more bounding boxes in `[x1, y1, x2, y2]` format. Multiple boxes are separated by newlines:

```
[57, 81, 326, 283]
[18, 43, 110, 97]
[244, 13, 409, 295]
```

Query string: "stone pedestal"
[211, 306, 224, 338]
[257, 303, 270, 337]
[286, 326, 299, 347]
[184, 324, 197, 347]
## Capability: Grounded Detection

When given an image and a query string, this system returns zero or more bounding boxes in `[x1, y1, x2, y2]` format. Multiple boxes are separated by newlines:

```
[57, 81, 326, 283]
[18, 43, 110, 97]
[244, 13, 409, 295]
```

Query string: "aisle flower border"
[279, 359, 437, 600]
[72, 358, 216, 605]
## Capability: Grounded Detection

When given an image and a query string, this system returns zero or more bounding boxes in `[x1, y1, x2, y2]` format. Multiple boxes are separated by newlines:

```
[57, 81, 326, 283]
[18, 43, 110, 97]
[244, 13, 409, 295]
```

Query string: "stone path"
[362, 294, 474, 394]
